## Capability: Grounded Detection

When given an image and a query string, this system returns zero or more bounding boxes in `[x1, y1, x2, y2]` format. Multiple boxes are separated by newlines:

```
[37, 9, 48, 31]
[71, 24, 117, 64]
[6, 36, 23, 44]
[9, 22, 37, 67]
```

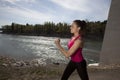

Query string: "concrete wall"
[100, 0, 120, 65]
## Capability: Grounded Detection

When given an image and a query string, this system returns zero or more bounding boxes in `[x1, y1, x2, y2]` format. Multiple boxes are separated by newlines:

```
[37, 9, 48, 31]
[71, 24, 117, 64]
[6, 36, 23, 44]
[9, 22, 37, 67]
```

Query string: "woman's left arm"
[54, 38, 82, 58]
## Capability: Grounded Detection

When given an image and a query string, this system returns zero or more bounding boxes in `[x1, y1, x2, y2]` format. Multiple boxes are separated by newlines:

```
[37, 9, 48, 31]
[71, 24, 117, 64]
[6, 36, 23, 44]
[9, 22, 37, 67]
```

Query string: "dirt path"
[48, 65, 120, 80]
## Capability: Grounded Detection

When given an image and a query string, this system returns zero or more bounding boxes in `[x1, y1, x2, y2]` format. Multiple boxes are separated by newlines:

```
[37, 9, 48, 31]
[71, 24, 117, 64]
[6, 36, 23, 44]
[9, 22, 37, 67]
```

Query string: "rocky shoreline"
[0, 55, 120, 80]
[0, 55, 63, 80]
[0, 56, 61, 68]
[1, 55, 120, 69]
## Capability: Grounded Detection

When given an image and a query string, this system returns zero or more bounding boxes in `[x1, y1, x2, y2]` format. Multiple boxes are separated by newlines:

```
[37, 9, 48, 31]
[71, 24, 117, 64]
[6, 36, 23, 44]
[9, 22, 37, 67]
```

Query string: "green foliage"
[1, 20, 107, 39]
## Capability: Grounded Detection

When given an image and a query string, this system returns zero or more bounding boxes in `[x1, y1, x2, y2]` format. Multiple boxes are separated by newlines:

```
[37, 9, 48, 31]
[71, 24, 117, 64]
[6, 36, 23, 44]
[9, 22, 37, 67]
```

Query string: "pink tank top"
[67, 35, 84, 62]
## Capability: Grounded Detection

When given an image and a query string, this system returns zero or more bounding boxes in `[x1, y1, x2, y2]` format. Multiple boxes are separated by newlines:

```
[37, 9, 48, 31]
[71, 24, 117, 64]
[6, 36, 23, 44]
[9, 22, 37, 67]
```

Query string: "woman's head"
[70, 20, 86, 36]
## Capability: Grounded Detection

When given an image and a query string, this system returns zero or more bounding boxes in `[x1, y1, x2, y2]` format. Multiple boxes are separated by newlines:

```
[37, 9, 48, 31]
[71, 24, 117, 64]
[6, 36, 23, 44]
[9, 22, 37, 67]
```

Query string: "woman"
[54, 20, 89, 80]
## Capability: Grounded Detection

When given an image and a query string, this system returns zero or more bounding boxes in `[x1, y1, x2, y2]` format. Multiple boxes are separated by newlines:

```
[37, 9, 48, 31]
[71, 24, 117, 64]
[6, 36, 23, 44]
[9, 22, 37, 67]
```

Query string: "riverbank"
[0, 55, 120, 80]
[0, 32, 103, 41]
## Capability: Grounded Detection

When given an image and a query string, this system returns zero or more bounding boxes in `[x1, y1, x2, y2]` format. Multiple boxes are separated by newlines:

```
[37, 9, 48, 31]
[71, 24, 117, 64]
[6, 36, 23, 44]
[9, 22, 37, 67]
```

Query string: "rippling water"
[0, 34, 102, 64]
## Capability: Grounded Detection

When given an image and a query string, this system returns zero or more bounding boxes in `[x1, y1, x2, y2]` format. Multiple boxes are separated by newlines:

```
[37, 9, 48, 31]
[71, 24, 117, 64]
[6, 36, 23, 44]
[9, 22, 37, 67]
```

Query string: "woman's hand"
[54, 38, 61, 46]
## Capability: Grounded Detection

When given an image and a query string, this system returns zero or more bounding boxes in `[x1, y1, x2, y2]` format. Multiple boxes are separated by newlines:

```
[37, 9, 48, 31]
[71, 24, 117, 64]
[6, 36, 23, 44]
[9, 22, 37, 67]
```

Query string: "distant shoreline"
[0, 20, 107, 42]
[0, 32, 103, 41]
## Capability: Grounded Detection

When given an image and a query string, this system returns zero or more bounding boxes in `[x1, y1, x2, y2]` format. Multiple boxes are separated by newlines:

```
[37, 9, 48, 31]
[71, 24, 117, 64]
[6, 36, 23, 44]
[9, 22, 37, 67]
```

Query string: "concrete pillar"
[100, 0, 120, 65]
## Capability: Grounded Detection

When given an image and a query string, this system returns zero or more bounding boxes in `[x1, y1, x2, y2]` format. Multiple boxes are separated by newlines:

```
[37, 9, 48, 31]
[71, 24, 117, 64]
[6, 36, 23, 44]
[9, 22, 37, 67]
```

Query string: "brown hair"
[73, 20, 86, 37]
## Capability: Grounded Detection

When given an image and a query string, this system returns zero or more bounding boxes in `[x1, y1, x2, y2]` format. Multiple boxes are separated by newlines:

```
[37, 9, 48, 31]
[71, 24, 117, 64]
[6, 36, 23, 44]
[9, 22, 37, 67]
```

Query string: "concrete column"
[100, 0, 120, 65]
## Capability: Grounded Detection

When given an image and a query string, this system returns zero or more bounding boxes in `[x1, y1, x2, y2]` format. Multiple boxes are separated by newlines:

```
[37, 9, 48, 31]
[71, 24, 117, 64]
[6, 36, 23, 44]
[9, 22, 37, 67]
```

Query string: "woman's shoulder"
[75, 37, 84, 43]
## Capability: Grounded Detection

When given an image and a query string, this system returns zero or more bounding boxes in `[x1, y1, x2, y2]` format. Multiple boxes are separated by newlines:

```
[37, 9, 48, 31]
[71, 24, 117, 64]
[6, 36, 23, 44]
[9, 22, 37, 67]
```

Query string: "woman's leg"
[76, 60, 89, 80]
[61, 60, 76, 80]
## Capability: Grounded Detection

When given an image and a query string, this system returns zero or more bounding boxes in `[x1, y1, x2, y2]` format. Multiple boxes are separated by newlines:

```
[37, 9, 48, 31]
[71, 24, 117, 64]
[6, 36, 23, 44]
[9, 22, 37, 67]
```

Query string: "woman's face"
[70, 22, 80, 34]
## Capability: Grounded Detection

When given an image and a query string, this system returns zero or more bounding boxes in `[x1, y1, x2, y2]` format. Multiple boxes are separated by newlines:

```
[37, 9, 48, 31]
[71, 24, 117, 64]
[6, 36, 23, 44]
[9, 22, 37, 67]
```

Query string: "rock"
[36, 59, 46, 66]
[53, 62, 60, 65]
[30, 58, 47, 67]
[2, 63, 8, 67]
[11, 60, 27, 67]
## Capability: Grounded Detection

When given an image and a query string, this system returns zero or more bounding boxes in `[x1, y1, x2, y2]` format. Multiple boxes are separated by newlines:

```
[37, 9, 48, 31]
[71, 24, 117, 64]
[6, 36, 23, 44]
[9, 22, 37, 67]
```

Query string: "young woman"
[54, 20, 89, 80]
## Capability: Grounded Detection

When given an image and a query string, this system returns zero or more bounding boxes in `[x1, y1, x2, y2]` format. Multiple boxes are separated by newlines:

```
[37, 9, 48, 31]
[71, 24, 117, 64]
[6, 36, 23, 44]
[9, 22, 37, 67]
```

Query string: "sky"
[0, 0, 112, 27]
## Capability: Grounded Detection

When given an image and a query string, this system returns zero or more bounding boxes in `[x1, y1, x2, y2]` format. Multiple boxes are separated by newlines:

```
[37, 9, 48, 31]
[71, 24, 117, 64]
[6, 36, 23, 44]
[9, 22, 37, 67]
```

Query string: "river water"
[0, 33, 102, 64]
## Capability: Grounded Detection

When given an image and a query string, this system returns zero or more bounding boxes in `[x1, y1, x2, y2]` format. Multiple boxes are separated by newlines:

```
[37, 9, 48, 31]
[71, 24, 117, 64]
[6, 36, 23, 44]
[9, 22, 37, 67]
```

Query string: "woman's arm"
[54, 38, 83, 58]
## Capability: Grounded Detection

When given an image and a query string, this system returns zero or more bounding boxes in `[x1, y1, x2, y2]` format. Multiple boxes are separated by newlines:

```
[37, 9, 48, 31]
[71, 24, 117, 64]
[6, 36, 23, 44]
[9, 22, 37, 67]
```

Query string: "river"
[0, 33, 102, 64]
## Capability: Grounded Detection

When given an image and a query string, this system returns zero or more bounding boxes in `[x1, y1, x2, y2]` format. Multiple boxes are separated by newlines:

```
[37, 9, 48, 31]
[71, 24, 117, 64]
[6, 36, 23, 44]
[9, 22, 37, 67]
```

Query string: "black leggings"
[61, 59, 89, 80]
